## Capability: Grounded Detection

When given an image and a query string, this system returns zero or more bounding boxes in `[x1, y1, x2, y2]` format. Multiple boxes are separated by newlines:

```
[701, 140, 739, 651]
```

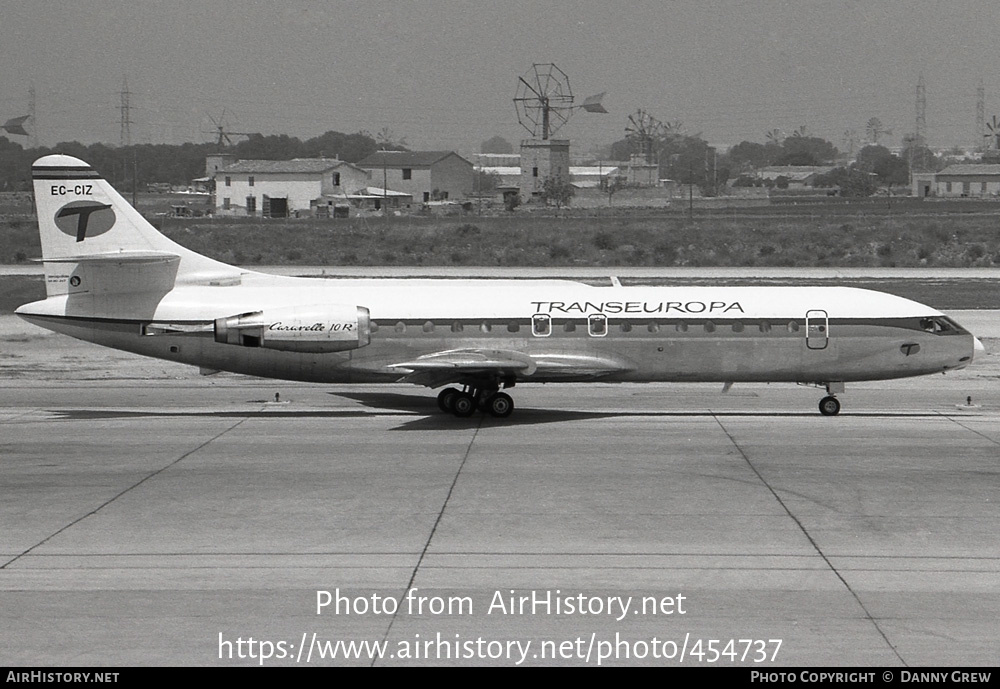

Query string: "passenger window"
[370, 321, 380, 333]
[620, 321, 632, 333]
[507, 322, 520, 333]
[451, 321, 463, 333]
[759, 321, 771, 333]
[787, 321, 800, 333]
[532, 314, 552, 337]
[564, 321, 577, 333]
[704, 321, 716, 333]
[395, 321, 406, 333]
[480, 322, 492, 333]
[732, 322, 744, 333]
[647, 322, 660, 333]
[588, 314, 608, 337]
[676, 322, 688, 333]
[423, 321, 435, 333]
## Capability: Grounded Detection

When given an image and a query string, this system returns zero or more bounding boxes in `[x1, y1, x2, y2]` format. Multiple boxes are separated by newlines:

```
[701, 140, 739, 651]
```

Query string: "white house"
[215, 158, 371, 217]
[357, 151, 473, 203]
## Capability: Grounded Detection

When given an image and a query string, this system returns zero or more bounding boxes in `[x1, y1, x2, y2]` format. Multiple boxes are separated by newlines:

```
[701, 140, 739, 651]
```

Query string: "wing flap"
[389, 348, 635, 386]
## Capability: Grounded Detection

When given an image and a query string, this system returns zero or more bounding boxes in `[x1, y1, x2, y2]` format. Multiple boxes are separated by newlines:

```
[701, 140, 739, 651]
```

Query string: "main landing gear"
[437, 385, 515, 418]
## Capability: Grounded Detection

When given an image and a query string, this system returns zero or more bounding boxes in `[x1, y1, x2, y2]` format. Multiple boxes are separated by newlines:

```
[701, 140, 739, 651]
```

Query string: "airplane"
[16, 154, 984, 418]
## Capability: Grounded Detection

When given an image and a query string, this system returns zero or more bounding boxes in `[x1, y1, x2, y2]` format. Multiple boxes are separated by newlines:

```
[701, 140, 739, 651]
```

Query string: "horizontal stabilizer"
[36, 250, 180, 264]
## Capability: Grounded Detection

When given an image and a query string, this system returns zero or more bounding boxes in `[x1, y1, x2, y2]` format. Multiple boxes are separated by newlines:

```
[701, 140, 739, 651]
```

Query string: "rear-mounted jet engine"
[215, 304, 371, 353]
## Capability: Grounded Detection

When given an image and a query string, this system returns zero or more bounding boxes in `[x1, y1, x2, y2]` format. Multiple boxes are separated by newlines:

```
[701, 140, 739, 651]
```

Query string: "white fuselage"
[17, 272, 978, 386]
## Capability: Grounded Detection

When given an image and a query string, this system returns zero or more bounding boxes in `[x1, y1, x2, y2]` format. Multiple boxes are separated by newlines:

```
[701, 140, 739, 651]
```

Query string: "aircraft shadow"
[47, 395, 953, 431]
[329, 391, 948, 430]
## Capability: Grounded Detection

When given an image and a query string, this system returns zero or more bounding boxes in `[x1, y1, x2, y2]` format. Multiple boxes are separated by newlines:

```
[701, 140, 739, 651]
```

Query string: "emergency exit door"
[805, 310, 829, 350]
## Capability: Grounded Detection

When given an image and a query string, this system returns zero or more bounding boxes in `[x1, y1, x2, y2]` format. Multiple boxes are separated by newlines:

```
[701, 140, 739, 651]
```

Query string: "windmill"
[203, 110, 255, 149]
[513, 63, 606, 140]
[984, 115, 1000, 150]
[765, 129, 784, 145]
[662, 120, 683, 137]
[625, 109, 665, 164]
[865, 117, 892, 145]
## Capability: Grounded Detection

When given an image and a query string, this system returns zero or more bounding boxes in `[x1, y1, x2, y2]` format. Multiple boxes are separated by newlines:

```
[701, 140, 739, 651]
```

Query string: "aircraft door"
[805, 310, 829, 350]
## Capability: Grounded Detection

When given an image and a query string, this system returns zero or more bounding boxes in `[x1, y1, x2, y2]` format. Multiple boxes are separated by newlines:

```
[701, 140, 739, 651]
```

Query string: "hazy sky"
[3, 0, 1000, 155]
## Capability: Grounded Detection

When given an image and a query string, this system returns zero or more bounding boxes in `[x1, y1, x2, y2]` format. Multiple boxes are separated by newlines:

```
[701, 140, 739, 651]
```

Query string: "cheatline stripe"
[32, 170, 101, 180]
[20, 312, 941, 332]
[31, 165, 96, 172]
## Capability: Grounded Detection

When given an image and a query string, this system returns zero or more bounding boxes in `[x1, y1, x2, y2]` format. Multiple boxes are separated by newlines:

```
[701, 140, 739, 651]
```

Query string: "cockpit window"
[919, 316, 967, 335]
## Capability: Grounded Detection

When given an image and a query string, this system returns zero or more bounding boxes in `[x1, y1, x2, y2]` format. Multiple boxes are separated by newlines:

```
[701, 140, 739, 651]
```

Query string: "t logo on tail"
[55, 201, 115, 242]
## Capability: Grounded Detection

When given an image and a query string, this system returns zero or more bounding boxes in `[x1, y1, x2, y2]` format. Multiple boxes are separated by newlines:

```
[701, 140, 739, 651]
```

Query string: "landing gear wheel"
[452, 392, 476, 417]
[437, 387, 460, 413]
[486, 392, 514, 418]
[819, 395, 841, 416]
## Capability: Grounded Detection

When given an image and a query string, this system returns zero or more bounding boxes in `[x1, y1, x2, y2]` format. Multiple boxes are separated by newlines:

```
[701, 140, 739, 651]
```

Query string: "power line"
[119, 76, 133, 147]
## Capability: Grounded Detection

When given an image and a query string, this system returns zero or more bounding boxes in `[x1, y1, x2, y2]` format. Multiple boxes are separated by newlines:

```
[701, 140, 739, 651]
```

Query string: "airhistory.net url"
[218, 632, 782, 665]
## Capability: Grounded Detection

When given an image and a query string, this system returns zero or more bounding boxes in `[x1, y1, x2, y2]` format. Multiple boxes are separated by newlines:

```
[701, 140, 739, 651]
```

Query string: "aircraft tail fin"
[31, 154, 241, 297]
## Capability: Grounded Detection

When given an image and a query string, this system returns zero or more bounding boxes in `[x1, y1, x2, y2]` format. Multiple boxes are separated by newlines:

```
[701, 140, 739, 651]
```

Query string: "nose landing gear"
[818, 395, 841, 416]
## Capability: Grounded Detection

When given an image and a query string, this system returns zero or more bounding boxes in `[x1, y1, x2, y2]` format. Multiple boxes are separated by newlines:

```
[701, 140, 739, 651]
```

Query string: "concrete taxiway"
[1, 319, 999, 666]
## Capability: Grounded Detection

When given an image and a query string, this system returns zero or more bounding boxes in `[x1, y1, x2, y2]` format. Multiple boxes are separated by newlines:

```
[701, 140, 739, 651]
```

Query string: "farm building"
[214, 158, 372, 217]
[755, 166, 836, 188]
[357, 151, 473, 203]
[569, 165, 621, 188]
[925, 164, 1000, 197]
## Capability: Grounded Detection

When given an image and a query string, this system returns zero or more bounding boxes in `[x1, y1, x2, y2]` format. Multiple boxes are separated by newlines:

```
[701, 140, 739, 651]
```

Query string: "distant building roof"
[477, 166, 522, 176]
[757, 165, 835, 182]
[357, 151, 470, 168]
[350, 187, 412, 198]
[220, 158, 362, 174]
[570, 166, 619, 176]
[936, 164, 1000, 176]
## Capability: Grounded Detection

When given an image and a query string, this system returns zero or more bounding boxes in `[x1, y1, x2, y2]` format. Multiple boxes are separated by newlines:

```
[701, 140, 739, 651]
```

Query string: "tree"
[539, 175, 575, 209]
[234, 134, 305, 161]
[814, 167, 877, 197]
[854, 145, 909, 186]
[301, 130, 378, 162]
[473, 170, 500, 195]
[605, 176, 626, 205]
[776, 135, 838, 165]
[726, 141, 779, 171]
[480, 136, 513, 154]
[854, 144, 892, 171]
[900, 136, 940, 172]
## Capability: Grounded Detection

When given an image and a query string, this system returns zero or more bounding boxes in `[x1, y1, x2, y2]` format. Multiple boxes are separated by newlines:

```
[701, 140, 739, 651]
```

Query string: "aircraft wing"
[389, 348, 633, 387]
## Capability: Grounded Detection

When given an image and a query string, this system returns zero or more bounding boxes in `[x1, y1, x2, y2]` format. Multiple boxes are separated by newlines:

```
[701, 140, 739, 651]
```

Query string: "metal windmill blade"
[986, 115, 1000, 149]
[513, 63, 575, 140]
[2, 115, 30, 137]
[625, 109, 665, 163]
